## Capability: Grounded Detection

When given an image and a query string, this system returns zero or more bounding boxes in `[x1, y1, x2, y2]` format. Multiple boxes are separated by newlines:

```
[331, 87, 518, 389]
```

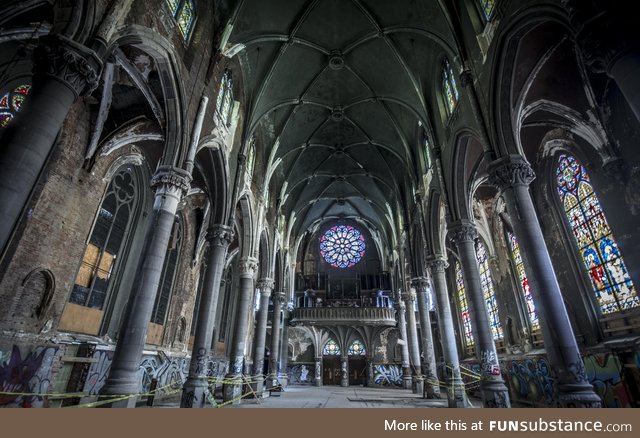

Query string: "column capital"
[487, 155, 536, 190]
[257, 278, 275, 291]
[459, 69, 474, 88]
[403, 291, 417, 302]
[34, 35, 102, 99]
[238, 257, 259, 278]
[206, 224, 234, 248]
[273, 291, 287, 306]
[151, 165, 192, 196]
[410, 276, 429, 290]
[426, 256, 448, 273]
[448, 220, 477, 244]
[396, 300, 407, 312]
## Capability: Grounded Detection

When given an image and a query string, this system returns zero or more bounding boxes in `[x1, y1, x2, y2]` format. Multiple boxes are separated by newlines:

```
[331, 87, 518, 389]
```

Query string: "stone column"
[366, 357, 375, 387]
[412, 277, 440, 399]
[396, 300, 413, 389]
[250, 278, 274, 395]
[563, 0, 640, 121]
[402, 291, 423, 393]
[449, 221, 511, 408]
[181, 225, 234, 407]
[315, 357, 323, 387]
[340, 354, 349, 387]
[279, 310, 290, 387]
[100, 166, 191, 406]
[0, 35, 102, 254]
[222, 257, 258, 404]
[268, 291, 286, 385]
[427, 257, 468, 408]
[488, 155, 601, 407]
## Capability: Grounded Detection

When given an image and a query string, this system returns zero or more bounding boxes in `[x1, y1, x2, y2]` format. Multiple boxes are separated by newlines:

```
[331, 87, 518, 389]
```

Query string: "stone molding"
[448, 220, 477, 244]
[487, 155, 536, 190]
[206, 224, 234, 248]
[151, 165, 192, 196]
[238, 257, 258, 278]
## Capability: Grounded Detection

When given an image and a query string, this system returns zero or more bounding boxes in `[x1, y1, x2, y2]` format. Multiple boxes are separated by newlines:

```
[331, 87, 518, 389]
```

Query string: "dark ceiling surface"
[225, 0, 455, 246]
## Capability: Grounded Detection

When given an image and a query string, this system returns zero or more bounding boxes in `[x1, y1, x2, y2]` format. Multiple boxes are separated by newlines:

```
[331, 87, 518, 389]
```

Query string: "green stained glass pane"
[475, 242, 503, 340]
[480, 0, 496, 21]
[166, 0, 180, 15]
[456, 262, 474, 348]
[177, 0, 195, 38]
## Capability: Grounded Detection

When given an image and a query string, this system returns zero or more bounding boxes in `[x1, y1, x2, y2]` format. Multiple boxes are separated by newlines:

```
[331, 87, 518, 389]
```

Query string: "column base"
[315, 377, 322, 387]
[248, 375, 265, 398]
[447, 376, 472, 408]
[340, 378, 349, 387]
[556, 383, 602, 408]
[413, 376, 424, 396]
[222, 374, 244, 404]
[98, 375, 141, 408]
[403, 375, 412, 390]
[279, 373, 288, 388]
[424, 373, 441, 399]
[479, 378, 511, 408]
[181, 376, 214, 408]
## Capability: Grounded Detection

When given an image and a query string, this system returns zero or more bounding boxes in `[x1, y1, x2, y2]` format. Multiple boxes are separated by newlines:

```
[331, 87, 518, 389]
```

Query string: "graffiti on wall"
[504, 357, 554, 406]
[0, 345, 58, 407]
[287, 364, 315, 385]
[584, 353, 634, 408]
[373, 364, 402, 386]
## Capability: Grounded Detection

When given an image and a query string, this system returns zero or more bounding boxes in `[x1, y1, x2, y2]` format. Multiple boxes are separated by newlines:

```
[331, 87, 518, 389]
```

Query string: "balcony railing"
[290, 306, 396, 326]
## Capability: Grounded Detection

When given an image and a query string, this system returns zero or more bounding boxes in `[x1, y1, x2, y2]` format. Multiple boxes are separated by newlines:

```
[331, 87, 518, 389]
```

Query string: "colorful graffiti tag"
[0, 345, 58, 407]
[584, 353, 635, 408]
[504, 357, 554, 406]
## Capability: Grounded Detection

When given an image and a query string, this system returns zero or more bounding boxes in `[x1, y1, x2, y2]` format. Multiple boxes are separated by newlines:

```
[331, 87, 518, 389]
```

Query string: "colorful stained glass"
[0, 85, 31, 129]
[479, 0, 496, 21]
[323, 339, 340, 356]
[319, 225, 366, 269]
[456, 262, 474, 349]
[475, 241, 503, 340]
[177, 0, 195, 38]
[347, 340, 366, 356]
[165, 0, 180, 14]
[556, 154, 639, 314]
[508, 232, 539, 330]
[442, 58, 459, 115]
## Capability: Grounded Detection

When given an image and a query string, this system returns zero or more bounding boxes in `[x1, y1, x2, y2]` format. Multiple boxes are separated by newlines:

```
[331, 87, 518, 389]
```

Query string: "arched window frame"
[347, 339, 366, 356]
[475, 239, 503, 340]
[165, 0, 197, 41]
[216, 69, 234, 126]
[454, 261, 474, 351]
[505, 230, 539, 331]
[150, 217, 183, 326]
[442, 57, 459, 117]
[554, 153, 639, 315]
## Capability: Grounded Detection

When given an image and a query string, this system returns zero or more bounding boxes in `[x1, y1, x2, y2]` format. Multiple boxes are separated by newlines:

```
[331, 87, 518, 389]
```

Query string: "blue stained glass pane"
[319, 225, 366, 268]
[165, 0, 180, 15]
[323, 339, 340, 356]
[177, 0, 195, 38]
[347, 340, 366, 356]
[480, 0, 496, 21]
[557, 154, 639, 314]
[0, 85, 31, 129]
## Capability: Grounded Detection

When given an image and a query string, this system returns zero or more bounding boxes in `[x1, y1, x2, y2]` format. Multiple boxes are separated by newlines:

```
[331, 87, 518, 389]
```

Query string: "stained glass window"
[319, 225, 366, 268]
[442, 58, 459, 115]
[216, 69, 234, 125]
[347, 340, 366, 356]
[556, 154, 639, 314]
[246, 135, 256, 179]
[0, 84, 31, 129]
[323, 339, 340, 356]
[456, 262, 474, 348]
[165, 0, 196, 40]
[475, 241, 503, 340]
[507, 232, 539, 330]
[479, 0, 496, 21]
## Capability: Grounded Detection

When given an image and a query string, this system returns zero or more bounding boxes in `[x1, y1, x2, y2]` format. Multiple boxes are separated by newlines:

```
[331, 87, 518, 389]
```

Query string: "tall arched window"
[61, 165, 141, 335]
[216, 69, 234, 125]
[322, 339, 340, 356]
[442, 58, 459, 116]
[150, 219, 183, 325]
[478, 0, 496, 21]
[165, 0, 196, 40]
[475, 241, 503, 340]
[507, 232, 539, 330]
[455, 261, 474, 349]
[246, 134, 256, 180]
[0, 84, 31, 129]
[556, 154, 639, 314]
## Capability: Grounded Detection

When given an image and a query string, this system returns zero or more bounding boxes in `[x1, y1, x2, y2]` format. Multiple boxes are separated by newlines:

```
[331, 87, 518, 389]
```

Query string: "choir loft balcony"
[290, 304, 396, 327]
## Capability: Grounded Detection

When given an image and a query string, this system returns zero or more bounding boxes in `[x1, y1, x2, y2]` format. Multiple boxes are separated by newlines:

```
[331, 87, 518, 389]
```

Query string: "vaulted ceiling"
[225, 0, 456, 247]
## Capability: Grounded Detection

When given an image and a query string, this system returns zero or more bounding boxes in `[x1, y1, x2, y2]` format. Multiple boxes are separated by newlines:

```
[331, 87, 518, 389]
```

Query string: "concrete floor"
[226, 386, 452, 408]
